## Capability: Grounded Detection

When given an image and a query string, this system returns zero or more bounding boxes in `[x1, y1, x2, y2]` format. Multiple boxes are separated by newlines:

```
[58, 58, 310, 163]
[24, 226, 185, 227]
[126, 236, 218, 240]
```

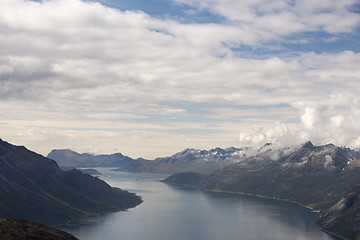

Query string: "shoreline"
[163, 181, 348, 240]
[53, 194, 142, 229]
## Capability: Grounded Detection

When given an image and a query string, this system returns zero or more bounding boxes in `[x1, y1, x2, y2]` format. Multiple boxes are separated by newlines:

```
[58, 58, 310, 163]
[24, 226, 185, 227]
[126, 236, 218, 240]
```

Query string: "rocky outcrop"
[317, 187, 360, 240]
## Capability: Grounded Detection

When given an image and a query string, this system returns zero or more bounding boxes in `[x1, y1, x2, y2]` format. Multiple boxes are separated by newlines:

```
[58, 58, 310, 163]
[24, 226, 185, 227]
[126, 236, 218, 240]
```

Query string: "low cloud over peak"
[239, 94, 360, 150]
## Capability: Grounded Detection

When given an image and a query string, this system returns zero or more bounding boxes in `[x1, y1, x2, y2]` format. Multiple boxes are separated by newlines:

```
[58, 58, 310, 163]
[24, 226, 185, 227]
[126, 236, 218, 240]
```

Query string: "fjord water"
[60, 168, 338, 240]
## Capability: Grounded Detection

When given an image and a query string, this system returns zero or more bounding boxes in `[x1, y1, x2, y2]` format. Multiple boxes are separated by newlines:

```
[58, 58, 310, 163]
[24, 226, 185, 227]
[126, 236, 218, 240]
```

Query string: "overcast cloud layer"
[0, 0, 360, 158]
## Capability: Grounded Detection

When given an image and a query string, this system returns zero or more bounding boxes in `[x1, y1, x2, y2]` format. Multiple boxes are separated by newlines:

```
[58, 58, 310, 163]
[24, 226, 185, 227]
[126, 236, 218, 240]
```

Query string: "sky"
[0, 0, 360, 159]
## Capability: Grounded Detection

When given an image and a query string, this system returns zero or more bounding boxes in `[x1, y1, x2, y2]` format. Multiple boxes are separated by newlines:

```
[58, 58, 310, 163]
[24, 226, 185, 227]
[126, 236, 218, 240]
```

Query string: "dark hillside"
[0, 217, 79, 240]
[0, 139, 142, 226]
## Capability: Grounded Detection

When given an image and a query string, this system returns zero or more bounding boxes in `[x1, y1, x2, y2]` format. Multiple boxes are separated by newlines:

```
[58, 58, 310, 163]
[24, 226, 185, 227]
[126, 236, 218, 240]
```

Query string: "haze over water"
[60, 168, 339, 240]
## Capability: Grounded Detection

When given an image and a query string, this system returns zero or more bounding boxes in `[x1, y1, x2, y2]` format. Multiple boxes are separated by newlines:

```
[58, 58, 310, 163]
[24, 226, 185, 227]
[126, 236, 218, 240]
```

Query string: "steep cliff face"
[0, 218, 78, 240]
[163, 142, 360, 240]
[317, 187, 360, 240]
[0, 138, 142, 226]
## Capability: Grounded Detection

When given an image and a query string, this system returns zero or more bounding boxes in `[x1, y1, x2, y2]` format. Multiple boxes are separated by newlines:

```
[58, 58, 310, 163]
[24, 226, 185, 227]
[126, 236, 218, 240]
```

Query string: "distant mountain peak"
[302, 141, 314, 149]
[154, 146, 251, 165]
[258, 143, 272, 152]
[47, 149, 134, 168]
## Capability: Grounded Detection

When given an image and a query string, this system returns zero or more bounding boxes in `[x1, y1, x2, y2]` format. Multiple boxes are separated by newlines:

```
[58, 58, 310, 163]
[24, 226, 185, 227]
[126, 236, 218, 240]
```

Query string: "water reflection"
[59, 168, 339, 240]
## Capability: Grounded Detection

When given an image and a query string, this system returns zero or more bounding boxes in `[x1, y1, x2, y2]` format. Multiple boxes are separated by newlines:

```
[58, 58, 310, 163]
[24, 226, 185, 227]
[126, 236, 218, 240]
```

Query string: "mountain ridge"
[116, 146, 252, 174]
[47, 149, 134, 168]
[163, 142, 360, 240]
[0, 138, 142, 226]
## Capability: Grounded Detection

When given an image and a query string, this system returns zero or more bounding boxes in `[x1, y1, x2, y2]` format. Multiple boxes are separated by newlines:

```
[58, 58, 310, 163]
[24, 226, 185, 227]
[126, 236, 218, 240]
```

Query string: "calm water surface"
[60, 168, 338, 240]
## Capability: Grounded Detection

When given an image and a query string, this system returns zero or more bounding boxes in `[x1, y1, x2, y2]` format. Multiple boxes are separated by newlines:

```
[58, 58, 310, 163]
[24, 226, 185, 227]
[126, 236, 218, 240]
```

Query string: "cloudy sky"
[1, 0, 360, 159]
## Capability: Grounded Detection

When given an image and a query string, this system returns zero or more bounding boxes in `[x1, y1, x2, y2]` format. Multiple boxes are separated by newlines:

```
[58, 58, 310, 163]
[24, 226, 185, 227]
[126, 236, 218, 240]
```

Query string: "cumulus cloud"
[239, 122, 303, 149]
[295, 94, 360, 148]
[174, 0, 360, 38]
[0, 0, 359, 108]
[0, 0, 360, 157]
[239, 94, 360, 150]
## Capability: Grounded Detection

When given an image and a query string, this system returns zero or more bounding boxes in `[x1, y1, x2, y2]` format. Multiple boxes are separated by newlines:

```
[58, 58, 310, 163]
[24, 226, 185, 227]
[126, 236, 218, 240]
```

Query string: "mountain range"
[163, 142, 360, 240]
[0, 138, 142, 226]
[45, 142, 360, 239]
[47, 146, 252, 174]
[116, 147, 252, 174]
[47, 149, 134, 168]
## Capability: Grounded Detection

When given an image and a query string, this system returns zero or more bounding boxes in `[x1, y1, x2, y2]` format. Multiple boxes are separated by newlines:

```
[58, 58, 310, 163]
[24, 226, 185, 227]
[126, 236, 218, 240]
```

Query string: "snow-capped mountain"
[155, 146, 252, 164]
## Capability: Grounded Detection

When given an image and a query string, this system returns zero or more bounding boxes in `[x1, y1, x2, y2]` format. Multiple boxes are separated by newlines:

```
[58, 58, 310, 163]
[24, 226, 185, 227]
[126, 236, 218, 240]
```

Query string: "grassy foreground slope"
[0, 217, 79, 240]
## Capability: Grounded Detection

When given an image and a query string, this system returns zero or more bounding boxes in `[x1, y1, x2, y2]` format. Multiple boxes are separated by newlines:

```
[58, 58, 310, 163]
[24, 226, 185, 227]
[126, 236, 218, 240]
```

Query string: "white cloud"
[0, 0, 360, 157]
[1, 1, 359, 108]
[239, 94, 360, 150]
[239, 122, 303, 149]
[174, 0, 360, 37]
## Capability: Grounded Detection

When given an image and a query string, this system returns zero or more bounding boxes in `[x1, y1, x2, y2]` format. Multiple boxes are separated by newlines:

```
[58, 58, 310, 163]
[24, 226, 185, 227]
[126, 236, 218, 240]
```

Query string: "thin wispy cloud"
[0, 0, 359, 158]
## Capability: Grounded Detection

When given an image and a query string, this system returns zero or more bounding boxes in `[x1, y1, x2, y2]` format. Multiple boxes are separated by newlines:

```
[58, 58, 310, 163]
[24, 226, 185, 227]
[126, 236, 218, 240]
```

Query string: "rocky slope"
[156, 147, 250, 164]
[0, 218, 78, 240]
[317, 186, 360, 240]
[163, 142, 360, 240]
[117, 147, 251, 174]
[0, 138, 142, 226]
[47, 149, 134, 168]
